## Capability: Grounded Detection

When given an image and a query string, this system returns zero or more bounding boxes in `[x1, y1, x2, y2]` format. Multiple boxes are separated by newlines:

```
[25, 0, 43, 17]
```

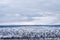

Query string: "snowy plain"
[0, 26, 60, 37]
[0, 26, 60, 40]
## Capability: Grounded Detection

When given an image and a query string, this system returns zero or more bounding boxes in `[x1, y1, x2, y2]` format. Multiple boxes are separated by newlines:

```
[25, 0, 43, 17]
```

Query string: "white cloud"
[31, 16, 58, 24]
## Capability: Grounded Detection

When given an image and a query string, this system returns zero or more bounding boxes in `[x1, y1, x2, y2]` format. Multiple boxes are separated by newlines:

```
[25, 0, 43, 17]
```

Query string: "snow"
[0, 26, 60, 38]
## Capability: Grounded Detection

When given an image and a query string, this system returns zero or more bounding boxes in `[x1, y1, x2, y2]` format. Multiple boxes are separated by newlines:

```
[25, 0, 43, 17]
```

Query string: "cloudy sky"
[0, 0, 60, 25]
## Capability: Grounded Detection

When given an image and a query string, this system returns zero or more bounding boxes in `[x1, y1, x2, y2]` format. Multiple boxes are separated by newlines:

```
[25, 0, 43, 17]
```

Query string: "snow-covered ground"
[0, 26, 60, 38]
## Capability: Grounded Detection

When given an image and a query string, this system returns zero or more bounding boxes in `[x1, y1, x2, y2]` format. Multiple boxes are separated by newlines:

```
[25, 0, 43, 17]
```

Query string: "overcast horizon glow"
[0, 0, 60, 25]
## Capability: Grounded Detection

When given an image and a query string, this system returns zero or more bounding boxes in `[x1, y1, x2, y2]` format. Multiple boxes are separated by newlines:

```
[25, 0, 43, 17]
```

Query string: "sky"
[0, 0, 60, 25]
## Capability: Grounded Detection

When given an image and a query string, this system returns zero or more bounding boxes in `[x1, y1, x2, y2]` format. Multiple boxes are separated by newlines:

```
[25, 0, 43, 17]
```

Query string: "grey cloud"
[0, 0, 60, 24]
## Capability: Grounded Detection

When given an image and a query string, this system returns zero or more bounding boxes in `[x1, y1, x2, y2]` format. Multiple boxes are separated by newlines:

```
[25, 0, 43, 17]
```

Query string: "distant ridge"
[0, 25, 60, 28]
